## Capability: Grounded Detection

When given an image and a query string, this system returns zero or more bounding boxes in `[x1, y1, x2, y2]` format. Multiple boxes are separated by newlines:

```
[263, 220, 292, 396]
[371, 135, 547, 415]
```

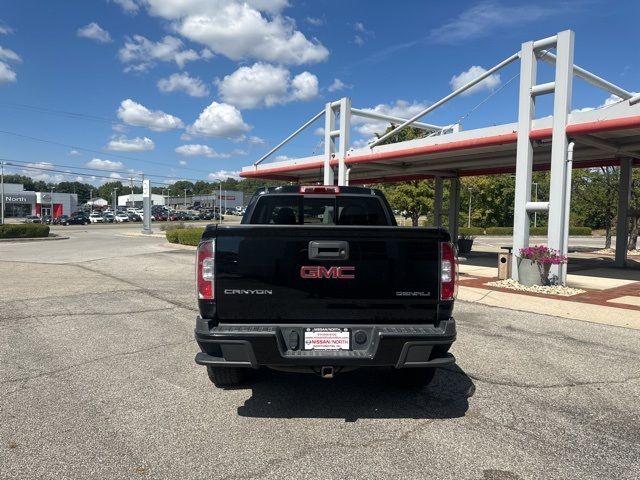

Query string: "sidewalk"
[458, 257, 640, 330]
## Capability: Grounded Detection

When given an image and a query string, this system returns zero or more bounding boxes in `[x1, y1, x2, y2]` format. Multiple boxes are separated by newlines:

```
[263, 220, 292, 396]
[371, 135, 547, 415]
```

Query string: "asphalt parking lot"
[1, 226, 639, 479]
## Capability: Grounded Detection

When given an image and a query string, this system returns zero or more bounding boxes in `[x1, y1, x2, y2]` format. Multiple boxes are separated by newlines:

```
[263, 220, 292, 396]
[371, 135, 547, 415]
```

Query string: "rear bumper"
[194, 317, 456, 369]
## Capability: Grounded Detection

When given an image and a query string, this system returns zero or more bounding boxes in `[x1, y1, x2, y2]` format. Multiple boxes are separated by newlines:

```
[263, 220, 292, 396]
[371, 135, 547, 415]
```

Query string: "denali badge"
[300, 266, 355, 279]
[224, 289, 273, 295]
[396, 291, 431, 297]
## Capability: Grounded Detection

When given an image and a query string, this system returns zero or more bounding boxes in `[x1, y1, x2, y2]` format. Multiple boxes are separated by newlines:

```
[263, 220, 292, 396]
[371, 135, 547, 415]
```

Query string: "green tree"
[380, 181, 434, 227]
[572, 167, 618, 248]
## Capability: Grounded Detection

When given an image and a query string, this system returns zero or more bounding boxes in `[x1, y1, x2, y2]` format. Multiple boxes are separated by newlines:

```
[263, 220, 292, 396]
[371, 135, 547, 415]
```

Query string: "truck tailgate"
[213, 225, 447, 324]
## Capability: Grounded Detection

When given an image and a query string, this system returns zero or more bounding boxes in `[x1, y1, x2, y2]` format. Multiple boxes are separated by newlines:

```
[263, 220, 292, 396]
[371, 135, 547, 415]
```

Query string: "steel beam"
[350, 108, 444, 131]
[337, 97, 351, 186]
[370, 52, 520, 148]
[547, 30, 575, 283]
[448, 177, 460, 241]
[537, 51, 633, 100]
[433, 177, 443, 227]
[254, 110, 324, 166]
[324, 102, 336, 185]
[512, 39, 537, 281]
[615, 158, 633, 267]
[573, 135, 640, 160]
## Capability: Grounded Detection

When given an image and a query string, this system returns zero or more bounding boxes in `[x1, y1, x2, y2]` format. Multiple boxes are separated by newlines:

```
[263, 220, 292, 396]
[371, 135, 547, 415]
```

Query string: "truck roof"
[252, 185, 384, 196]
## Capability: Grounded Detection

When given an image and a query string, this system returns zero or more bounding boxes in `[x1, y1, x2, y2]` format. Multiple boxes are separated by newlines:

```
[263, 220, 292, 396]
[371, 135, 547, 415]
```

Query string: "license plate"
[303, 328, 350, 351]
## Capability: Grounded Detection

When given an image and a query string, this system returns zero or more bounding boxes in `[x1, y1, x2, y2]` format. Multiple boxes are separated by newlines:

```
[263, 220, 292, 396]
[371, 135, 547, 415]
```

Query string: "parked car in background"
[53, 215, 70, 226]
[115, 212, 129, 223]
[25, 215, 41, 224]
[69, 212, 91, 225]
[102, 213, 115, 223]
[40, 215, 52, 224]
[127, 212, 141, 222]
[89, 213, 104, 223]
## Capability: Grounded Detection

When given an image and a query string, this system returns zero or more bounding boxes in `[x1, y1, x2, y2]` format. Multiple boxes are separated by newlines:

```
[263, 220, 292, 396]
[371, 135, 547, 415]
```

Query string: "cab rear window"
[249, 195, 390, 225]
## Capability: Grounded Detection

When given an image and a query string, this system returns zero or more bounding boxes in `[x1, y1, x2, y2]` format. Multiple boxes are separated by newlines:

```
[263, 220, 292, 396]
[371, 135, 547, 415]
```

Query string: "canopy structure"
[241, 30, 639, 284]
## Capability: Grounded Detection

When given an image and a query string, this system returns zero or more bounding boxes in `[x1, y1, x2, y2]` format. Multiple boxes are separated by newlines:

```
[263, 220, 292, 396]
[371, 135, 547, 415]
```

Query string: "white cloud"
[572, 94, 626, 113]
[110, 0, 141, 14]
[144, 0, 328, 65]
[217, 62, 318, 108]
[0, 46, 21, 83]
[0, 46, 21, 63]
[290, 71, 318, 101]
[86, 158, 124, 171]
[351, 100, 430, 137]
[327, 78, 351, 93]
[110, 172, 123, 179]
[77, 22, 112, 43]
[21, 162, 68, 184]
[449, 65, 501, 95]
[175, 144, 230, 158]
[306, 17, 323, 26]
[157, 72, 209, 97]
[68, 150, 82, 156]
[313, 127, 324, 136]
[188, 101, 251, 138]
[0, 61, 17, 83]
[179, 160, 187, 166]
[246, 135, 265, 145]
[119, 35, 212, 72]
[0, 21, 13, 35]
[353, 21, 373, 46]
[208, 170, 241, 181]
[107, 135, 155, 152]
[430, 1, 555, 44]
[117, 99, 184, 131]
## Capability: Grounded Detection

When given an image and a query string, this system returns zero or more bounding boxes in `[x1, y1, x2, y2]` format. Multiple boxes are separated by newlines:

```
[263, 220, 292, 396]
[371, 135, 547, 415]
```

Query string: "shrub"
[569, 227, 592, 236]
[165, 229, 181, 243]
[160, 221, 185, 232]
[0, 224, 50, 239]
[458, 227, 484, 236]
[177, 227, 205, 246]
[485, 227, 513, 235]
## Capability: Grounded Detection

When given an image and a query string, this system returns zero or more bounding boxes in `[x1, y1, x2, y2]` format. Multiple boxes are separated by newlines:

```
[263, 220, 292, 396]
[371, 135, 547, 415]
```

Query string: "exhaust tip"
[320, 366, 334, 379]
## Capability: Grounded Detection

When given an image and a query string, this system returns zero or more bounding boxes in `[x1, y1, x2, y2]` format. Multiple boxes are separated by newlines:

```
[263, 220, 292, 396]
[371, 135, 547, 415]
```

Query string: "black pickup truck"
[194, 185, 457, 387]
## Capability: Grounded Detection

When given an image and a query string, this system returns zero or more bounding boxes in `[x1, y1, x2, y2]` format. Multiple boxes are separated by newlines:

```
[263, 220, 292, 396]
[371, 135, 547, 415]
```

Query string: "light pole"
[112, 188, 118, 217]
[219, 182, 222, 224]
[90, 189, 93, 213]
[467, 187, 473, 228]
[184, 188, 189, 209]
[50, 185, 54, 221]
[1, 161, 5, 225]
[532, 182, 539, 228]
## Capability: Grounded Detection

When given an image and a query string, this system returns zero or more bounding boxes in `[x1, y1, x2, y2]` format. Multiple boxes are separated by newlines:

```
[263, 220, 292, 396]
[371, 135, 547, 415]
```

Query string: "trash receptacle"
[498, 252, 512, 279]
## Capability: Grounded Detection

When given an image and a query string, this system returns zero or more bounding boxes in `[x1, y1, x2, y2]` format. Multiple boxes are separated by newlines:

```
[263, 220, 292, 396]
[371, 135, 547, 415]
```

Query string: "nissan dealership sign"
[4, 193, 36, 204]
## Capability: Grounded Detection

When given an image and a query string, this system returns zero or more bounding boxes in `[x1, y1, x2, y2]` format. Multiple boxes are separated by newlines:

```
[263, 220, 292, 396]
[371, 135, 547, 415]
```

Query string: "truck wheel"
[392, 367, 436, 387]
[206, 366, 247, 387]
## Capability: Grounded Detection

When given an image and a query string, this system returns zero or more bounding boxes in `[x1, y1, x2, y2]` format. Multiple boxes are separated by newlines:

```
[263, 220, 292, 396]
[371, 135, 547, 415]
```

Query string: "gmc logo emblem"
[300, 266, 355, 279]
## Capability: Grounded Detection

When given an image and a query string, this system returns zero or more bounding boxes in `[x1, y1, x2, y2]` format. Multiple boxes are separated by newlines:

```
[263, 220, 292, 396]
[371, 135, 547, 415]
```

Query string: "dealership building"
[2, 183, 78, 219]
[165, 191, 244, 210]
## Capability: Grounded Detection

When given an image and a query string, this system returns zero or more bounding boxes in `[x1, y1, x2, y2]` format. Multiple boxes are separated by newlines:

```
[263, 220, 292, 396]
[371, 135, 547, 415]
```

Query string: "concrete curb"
[458, 285, 640, 331]
[0, 235, 70, 243]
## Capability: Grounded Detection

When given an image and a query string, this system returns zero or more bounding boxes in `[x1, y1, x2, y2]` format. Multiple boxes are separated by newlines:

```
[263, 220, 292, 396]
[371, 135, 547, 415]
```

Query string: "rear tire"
[392, 367, 436, 387]
[206, 366, 248, 387]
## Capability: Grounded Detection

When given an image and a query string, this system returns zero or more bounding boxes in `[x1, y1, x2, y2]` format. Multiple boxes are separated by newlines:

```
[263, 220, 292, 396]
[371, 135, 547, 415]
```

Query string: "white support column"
[448, 177, 460, 241]
[615, 158, 633, 267]
[547, 30, 574, 282]
[511, 40, 537, 280]
[434, 176, 443, 227]
[337, 97, 351, 186]
[323, 102, 336, 185]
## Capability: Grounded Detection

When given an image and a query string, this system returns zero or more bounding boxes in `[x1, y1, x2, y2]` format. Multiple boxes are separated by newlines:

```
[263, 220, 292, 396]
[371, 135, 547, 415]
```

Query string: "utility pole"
[50, 185, 54, 221]
[467, 187, 473, 228]
[90, 189, 93, 213]
[219, 182, 222, 224]
[1, 161, 5, 225]
[129, 177, 134, 208]
[184, 188, 188, 209]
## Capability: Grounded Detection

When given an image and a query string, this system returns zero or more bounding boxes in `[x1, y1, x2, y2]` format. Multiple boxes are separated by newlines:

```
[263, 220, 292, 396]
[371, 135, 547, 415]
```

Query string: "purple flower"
[518, 245, 568, 265]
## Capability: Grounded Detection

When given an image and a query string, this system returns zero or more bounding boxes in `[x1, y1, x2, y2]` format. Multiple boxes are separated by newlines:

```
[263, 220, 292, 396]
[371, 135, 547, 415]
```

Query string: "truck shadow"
[236, 365, 475, 421]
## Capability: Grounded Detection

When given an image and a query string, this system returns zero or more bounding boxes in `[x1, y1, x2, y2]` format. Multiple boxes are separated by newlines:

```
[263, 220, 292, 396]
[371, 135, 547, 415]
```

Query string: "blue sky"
[0, 0, 637, 186]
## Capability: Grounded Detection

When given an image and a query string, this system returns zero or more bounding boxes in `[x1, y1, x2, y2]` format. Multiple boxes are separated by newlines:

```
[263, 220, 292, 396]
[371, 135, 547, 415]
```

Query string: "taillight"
[196, 240, 215, 300]
[299, 185, 340, 194]
[440, 242, 458, 301]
